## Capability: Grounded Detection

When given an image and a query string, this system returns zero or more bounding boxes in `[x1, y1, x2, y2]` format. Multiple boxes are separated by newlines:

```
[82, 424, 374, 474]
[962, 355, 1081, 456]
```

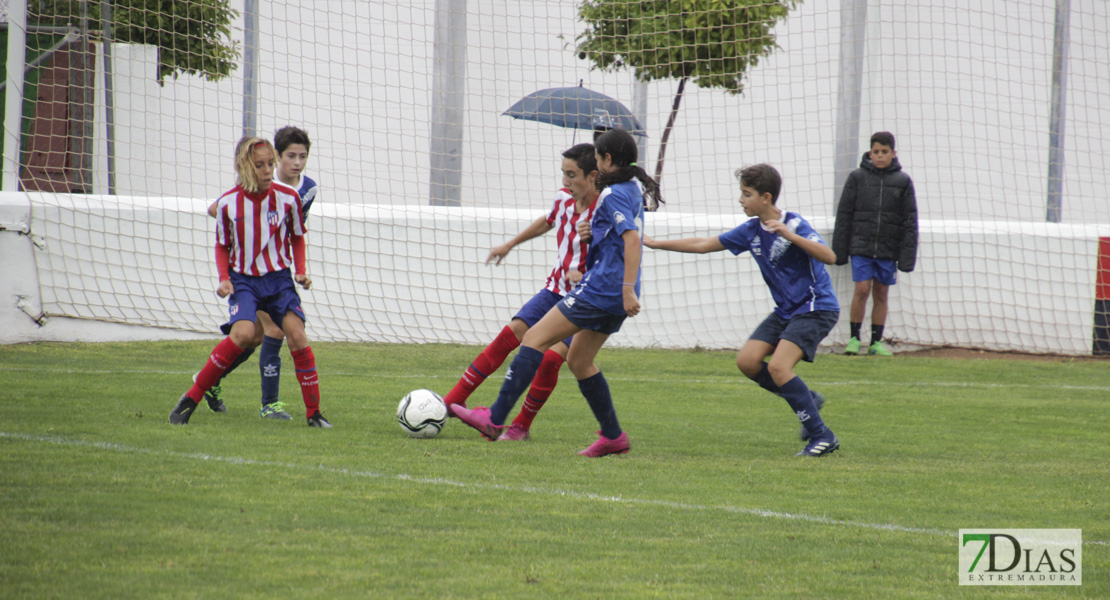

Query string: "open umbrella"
[503, 85, 645, 136]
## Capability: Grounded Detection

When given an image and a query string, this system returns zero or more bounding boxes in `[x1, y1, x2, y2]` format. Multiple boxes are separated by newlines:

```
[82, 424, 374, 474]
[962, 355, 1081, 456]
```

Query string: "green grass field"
[1, 341, 1106, 599]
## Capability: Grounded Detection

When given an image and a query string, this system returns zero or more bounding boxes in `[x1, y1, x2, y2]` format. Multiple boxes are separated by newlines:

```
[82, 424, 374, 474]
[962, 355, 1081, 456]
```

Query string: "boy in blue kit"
[644, 164, 840, 457]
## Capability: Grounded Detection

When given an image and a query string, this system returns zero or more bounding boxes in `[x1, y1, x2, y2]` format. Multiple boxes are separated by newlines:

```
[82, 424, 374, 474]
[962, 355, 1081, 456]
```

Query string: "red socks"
[187, 337, 244, 402]
[444, 326, 521, 407]
[291, 346, 321, 418]
[512, 350, 564, 429]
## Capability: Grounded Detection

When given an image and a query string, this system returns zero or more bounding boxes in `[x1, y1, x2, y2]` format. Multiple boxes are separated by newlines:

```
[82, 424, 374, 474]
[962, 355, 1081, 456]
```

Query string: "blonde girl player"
[199, 127, 318, 420]
[171, 136, 332, 428]
[451, 129, 662, 457]
[442, 143, 599, 441]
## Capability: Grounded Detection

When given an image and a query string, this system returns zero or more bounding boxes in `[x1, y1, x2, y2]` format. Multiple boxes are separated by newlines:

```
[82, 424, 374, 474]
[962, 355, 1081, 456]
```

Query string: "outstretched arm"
[487, 215, 554, 265]
[643, 234, 726, 254]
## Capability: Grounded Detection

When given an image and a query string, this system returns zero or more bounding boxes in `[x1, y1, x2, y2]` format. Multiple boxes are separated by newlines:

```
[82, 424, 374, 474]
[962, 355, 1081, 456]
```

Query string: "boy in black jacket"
[832, 132, 918, 356]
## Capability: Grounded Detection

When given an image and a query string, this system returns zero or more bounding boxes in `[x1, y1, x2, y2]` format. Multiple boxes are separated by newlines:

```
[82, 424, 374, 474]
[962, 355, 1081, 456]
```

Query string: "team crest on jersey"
[750, 235, 762, 256]
[267, 210, 280, 226]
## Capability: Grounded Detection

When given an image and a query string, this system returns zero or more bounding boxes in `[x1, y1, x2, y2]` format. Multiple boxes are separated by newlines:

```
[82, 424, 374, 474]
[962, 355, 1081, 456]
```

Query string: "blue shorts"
[220, 269, 306, 335]
[851, 255, 897, 286]
[556, 295, 626, 335]
[514, 289, 573, 347]
[750, 310, 839, 363]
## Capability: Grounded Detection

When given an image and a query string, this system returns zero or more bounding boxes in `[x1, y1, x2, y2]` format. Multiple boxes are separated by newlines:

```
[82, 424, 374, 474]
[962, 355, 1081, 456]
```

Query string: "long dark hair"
[594, 129, 663, 211]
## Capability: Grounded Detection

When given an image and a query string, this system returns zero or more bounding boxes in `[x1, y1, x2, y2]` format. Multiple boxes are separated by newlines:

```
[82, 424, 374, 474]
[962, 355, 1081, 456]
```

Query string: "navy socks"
[751, 363, 781, 395]
[578, 371, 621, 440]
[259, 335, 283, 405]
[489, 346, 544, 425]
[779, 376, 828, 439]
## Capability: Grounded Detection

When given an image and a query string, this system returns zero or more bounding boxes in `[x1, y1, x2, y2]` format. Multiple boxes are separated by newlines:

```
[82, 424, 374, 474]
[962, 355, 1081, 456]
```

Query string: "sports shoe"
[844, 337, 861, 355]
[169, 394, 198, 425]
[193, 373, 227, 413]
[260, 401, 293, 420]
[578, 430, 630, 457]
[799, 391, 827, 442]
[869, 341, 894, 356]
[498, 423, 531, 441]
[447, 404, 505, 441]
[307, 411, 333, 428]
[796, 432, 839, 457]
[444, 401, 465, 418]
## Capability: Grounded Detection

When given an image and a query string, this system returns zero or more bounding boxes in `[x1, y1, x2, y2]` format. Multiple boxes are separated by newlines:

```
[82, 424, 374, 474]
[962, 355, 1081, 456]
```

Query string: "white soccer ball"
[397, 389, 448, 438]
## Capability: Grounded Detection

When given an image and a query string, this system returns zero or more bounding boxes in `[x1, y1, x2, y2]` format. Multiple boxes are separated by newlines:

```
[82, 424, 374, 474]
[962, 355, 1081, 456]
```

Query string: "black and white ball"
[397, 389, 448, 438]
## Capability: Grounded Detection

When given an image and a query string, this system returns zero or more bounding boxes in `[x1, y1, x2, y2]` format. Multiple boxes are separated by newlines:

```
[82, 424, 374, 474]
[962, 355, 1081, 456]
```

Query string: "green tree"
[577, 0, 800, 183]
[30, 0, 240, 83]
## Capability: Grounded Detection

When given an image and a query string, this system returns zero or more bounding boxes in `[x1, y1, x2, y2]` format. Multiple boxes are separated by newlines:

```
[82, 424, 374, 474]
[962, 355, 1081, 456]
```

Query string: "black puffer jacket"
[832, 153, 918, 272]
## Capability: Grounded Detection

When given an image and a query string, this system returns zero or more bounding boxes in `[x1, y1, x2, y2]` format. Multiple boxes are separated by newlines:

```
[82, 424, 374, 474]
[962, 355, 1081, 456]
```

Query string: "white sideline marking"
[1, 366, 1108, 393]
[2, 431, 1105, 546]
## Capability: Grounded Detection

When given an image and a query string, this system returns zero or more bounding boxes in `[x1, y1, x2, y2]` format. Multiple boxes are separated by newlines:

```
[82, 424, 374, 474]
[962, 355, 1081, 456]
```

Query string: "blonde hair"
[234, 136, 276, 193]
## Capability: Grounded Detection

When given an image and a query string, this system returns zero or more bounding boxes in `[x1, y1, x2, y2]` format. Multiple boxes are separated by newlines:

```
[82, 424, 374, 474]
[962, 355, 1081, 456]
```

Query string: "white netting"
[8, 0, 1110, 353]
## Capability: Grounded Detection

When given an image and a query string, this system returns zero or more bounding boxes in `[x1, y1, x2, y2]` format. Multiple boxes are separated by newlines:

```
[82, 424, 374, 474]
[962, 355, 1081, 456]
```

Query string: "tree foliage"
[30, 0, 240, 83]
[577, 0, 799, 95]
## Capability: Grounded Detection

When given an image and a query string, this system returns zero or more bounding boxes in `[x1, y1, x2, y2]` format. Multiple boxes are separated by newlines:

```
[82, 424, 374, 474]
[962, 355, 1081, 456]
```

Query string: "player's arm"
[621, 229, 641, 317]
[643, 234, 726, 254]
[207, 199, 219, 218]
[765, 222, 837, 265]
[487, 215, 554, 265]
[291, 234, 312, 289]
[215, 244, 234, 297]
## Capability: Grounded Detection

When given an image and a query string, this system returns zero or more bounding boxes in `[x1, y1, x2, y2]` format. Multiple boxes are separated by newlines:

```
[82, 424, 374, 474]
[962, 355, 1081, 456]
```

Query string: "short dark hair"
[274, 126, 311, 154]
[870, 131, 895, 150]
[562, 143, 597, 175]
[735, 163, 783, 204]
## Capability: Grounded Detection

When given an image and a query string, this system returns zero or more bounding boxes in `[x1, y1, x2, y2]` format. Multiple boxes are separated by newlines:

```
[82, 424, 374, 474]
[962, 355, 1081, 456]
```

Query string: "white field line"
[2, 431, 1106, 547]
[2, 366, 1108, 393]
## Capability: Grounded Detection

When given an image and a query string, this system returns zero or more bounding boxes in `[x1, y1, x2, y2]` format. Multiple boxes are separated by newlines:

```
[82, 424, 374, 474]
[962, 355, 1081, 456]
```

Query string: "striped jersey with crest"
[214, 181, 305, 276]
[544, 188, 597, 295]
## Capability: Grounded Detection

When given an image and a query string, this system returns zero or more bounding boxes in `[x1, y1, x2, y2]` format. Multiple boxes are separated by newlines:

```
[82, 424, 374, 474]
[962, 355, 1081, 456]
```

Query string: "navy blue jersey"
[718, 211, 839, 319]
[572, 180, 643, 315]
[288, 174, 318, 219]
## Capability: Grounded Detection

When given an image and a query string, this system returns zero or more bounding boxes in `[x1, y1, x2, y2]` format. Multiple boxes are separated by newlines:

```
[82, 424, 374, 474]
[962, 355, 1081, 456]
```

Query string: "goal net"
[7, 0, 1110, 354]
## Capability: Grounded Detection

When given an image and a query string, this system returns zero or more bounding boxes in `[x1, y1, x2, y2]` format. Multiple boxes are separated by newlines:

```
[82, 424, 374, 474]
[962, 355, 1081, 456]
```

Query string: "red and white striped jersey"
[214, 182, 306, 277]
[544, 188, 597, 295]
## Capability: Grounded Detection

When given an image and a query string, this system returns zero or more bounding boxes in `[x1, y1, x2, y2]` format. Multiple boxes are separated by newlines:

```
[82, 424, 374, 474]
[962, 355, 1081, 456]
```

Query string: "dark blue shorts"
[220, 269, 306, 335]
[851, 255, 897, 285]
[556, 294, 626, 335]
[750, 309, 839, 363]
[514, 289, 573, 347]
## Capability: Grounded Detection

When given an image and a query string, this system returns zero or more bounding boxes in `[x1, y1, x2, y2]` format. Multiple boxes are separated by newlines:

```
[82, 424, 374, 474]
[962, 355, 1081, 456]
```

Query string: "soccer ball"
[397, 389, 448, 438]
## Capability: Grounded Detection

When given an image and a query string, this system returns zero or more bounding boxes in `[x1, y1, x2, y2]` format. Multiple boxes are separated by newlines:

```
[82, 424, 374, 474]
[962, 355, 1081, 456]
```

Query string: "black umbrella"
[503, 85, 645, 136]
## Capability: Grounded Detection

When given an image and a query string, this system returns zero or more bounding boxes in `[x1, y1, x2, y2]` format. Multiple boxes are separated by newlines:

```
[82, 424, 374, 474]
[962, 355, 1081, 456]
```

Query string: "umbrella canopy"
[503, 86, 645, 136]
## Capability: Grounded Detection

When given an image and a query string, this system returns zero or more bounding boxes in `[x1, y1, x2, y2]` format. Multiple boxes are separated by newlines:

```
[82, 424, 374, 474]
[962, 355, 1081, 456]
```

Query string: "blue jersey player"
[451, 129, 664, 457]
[201, 126, 318, 420]
[645, 163, 841, 457]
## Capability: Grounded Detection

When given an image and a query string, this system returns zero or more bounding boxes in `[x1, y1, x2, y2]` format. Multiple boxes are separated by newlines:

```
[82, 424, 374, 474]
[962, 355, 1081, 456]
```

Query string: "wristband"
[622, 282, 636, 286]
